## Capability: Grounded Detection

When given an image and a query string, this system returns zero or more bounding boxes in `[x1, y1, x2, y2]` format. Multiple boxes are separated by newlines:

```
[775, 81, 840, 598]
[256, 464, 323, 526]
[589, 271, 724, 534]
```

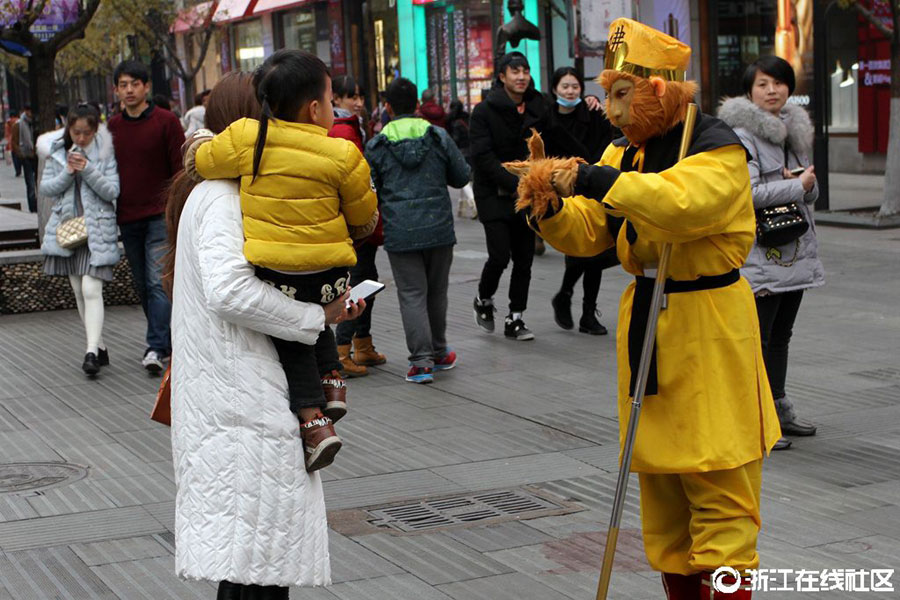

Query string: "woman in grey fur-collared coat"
[39, 104, 120, 376]
[719, 55, 825, 451]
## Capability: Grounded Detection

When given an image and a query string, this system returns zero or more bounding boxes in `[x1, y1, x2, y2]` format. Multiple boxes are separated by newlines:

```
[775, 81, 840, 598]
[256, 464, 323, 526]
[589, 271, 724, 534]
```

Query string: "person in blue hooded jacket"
[365, 77, 471, 384]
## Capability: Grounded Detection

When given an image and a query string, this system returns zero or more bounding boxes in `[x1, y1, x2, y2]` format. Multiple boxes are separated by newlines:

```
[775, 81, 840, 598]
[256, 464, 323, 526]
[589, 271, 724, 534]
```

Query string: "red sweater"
[108, 105, 185, 224]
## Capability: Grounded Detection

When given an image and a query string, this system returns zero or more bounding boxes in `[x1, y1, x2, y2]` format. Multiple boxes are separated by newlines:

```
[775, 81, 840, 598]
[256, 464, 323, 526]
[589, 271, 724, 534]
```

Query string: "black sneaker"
[473, 297, 495, 333]
[82, 352, 100, 376]
[97, 347, 110, 367]
[504, 316, 535, 341]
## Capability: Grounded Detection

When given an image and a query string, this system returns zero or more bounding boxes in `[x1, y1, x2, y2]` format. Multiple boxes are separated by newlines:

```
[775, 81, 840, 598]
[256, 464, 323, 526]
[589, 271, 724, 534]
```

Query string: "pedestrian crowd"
[11, 38, 823, 597]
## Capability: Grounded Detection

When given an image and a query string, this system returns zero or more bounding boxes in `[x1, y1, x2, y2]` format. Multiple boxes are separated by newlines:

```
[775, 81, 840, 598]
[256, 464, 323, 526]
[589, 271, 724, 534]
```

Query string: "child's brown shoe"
[300, 415, 342, 473]
[321, 370, 347, 422]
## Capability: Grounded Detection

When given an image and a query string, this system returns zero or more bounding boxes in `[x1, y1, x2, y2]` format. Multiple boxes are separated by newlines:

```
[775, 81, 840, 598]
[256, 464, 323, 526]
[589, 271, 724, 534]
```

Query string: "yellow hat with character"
[604, 18, 690, 81]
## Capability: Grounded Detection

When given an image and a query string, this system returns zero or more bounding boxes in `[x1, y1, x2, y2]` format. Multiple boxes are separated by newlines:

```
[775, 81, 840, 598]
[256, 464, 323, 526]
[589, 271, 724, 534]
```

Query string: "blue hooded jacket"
[365, 116, 470, 253]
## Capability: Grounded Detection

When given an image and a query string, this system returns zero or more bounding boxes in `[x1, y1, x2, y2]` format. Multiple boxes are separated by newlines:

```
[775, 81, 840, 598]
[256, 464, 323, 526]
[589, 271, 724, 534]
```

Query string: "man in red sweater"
[107, 60, 185, 373]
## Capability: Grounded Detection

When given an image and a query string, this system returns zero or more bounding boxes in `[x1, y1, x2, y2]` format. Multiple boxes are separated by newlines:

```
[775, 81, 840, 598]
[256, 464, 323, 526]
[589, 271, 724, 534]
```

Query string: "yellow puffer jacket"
[194, 118, 377, 271]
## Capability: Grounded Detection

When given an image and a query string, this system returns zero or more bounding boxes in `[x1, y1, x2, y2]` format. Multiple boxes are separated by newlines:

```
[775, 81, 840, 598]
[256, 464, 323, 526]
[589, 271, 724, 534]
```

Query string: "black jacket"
[542, 100, 614, 164]
[469, 86, 549, 222]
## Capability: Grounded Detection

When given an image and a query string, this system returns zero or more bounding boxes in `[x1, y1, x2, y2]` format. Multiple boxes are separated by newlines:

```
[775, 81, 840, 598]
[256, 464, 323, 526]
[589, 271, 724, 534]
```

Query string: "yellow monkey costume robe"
[531, 115, 782, 574]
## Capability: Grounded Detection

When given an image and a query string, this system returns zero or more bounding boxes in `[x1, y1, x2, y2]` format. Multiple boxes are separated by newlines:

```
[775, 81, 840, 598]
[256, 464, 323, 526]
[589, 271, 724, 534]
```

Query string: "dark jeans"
[21, 156, 37, 212]
[755, 290, 804, 399]
[335, 242, 379, 345]
[12, 152, 22, 176]
[217, 580, 288, 599]
[388, 245, 454, 368]
[256, 266, 347, 414]
[478, 216, 535, 313]
[120, 214, 171, 354]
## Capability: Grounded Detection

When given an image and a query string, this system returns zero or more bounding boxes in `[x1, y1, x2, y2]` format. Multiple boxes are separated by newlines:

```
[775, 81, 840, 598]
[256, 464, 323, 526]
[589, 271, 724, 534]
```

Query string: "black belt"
[628, 269, 740, 397]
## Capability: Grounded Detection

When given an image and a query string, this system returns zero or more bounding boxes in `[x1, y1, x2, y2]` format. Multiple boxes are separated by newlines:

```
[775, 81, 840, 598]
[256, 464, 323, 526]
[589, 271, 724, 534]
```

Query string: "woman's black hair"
[742, 55, 796, 97]
[550, 66, 584, 97]
[333, 75, 361, 99]
[251, 49, 330, 181]
[63, 103, 101, 150]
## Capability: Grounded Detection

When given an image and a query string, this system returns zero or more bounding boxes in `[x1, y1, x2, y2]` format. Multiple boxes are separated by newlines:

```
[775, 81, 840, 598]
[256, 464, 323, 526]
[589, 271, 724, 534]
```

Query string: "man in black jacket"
[470, 51, 548, 341]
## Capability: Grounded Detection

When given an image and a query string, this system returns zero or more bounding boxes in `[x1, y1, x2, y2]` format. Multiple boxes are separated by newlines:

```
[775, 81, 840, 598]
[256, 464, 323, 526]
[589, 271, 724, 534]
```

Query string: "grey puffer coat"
[39, 128, 121, 267]
[718, 97, 824, 294]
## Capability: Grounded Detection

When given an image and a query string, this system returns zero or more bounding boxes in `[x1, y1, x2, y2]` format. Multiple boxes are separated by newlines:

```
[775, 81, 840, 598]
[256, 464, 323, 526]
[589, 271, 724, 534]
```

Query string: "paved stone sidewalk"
[0, 200, 898, 598]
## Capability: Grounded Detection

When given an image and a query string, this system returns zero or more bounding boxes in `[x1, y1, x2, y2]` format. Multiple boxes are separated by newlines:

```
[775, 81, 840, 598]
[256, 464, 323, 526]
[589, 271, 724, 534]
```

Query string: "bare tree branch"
[847, 0, 895, 41]
[48, 0, 102, 51]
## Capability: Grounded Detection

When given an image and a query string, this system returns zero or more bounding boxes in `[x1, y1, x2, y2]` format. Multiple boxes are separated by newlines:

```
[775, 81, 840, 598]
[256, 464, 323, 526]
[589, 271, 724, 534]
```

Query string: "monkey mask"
[505, 19, 698, 219]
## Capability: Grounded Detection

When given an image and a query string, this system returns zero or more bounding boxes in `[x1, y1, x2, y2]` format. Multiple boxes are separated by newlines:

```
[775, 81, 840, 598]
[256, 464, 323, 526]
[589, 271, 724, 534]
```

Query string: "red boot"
[700, 570, 752, 599]
[321, 370, 347, 422]
[661, 573, 701, 600]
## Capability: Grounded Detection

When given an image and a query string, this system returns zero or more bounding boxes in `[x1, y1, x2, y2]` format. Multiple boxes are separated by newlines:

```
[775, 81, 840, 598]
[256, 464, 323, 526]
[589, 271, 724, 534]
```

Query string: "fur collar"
[40, 124, 114, 164]
[717, 96, 813, 157]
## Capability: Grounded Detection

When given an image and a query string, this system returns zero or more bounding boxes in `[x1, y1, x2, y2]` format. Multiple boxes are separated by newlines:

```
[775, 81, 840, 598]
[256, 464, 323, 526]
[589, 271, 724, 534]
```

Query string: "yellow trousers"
[638, 460, 762, 575]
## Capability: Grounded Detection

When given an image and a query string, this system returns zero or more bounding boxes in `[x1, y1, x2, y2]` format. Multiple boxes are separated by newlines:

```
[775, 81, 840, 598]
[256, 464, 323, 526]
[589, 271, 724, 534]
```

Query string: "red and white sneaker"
[433, 350, 457, 371]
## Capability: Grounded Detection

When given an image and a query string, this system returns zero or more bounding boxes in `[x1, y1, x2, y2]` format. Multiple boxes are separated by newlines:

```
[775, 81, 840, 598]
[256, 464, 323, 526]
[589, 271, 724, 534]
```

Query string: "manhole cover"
[0, 462, 89, 494]
[367, 487, 581, 533]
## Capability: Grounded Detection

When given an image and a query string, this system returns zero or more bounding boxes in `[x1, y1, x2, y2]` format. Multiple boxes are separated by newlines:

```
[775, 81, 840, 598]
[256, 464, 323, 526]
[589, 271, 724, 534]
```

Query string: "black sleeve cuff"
[574, 164, 620, 201]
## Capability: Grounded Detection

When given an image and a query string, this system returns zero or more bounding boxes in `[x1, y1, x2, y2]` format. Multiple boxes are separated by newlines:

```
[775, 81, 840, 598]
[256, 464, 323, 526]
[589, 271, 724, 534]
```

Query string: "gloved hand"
[182, 128, 214, 182]
[503, 129, 584, 221]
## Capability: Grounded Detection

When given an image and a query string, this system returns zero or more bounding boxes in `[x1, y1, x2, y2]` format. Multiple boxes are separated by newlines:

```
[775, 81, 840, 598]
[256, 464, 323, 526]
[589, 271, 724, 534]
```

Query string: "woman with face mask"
[542, 67, 617, 335]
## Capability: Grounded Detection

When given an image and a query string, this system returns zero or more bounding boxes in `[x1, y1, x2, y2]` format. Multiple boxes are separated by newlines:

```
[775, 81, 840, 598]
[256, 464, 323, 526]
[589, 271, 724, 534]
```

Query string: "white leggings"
[68, 274, 106, 354]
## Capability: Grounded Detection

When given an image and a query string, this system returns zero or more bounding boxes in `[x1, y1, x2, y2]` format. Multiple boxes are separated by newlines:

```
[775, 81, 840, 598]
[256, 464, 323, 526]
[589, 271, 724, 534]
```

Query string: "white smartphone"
[346, 279, 385, 307]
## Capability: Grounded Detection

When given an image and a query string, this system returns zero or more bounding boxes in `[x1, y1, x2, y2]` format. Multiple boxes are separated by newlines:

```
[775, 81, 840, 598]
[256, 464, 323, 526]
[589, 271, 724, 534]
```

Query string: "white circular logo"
[712, 566, 741, 594]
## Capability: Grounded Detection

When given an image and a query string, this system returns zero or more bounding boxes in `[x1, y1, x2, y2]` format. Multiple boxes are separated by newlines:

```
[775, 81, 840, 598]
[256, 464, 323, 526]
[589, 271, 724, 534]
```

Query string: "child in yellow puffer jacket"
[185, 49, 378, 474]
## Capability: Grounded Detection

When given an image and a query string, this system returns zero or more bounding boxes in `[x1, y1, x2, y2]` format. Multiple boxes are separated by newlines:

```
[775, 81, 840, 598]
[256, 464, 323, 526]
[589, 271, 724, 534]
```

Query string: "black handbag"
[755, 203, 808, 247]
[755, 144, 809, 247]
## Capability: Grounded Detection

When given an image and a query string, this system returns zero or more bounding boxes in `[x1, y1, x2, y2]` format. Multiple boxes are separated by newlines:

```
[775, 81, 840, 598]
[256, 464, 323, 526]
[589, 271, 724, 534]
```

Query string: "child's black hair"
[385, 77, 417, 117]
[251, 49, 330, 181]
[63, 103, 101, 151]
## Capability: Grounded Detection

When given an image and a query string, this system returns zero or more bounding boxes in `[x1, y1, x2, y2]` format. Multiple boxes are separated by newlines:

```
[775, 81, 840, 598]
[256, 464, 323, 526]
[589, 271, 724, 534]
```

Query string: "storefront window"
[235, 19, 265, 72]
[283, 8, 317, 56]
[281, 2, 333, 67]
[370, 0, 400, 93]
[426, 1, 493, 110]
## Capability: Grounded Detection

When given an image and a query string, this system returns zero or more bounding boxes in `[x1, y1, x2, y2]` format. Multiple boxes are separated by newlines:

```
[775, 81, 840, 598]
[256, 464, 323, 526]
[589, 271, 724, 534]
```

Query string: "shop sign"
[328, 0, 346, 75]
[0, 0, 80, 43]
[859, 59, 890, 87]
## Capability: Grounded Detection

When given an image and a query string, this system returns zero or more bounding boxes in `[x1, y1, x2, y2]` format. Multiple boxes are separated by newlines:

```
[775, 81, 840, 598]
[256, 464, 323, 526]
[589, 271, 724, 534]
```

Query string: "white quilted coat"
[171, 180, 331, 587]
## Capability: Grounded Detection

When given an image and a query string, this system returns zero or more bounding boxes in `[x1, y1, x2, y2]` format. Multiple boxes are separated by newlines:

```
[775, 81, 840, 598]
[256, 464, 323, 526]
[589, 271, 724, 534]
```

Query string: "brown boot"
[299, 414, 341, 472]
[353, 336, 386, 366]
[337, 344, 368, 378]
[321, 370, 347, 422]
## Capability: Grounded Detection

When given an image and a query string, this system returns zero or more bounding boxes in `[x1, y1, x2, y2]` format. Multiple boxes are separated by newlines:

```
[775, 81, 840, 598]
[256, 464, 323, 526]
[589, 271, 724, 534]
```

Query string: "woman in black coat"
[542, 67, 616, 335]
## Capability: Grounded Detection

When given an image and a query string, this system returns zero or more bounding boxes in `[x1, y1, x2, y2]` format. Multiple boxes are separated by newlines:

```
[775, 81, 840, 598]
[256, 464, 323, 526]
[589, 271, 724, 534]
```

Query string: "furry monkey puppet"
[507, 18, 781, 600]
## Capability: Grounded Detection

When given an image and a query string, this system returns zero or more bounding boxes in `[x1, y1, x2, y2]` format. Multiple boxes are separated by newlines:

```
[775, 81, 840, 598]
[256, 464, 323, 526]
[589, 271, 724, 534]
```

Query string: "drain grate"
[0, 462, 89, 494]
[367, 488, 578, 533]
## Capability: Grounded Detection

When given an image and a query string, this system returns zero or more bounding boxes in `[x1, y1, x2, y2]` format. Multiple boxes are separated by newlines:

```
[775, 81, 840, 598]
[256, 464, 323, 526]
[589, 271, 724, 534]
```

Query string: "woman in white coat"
[165, 72, 363, 600]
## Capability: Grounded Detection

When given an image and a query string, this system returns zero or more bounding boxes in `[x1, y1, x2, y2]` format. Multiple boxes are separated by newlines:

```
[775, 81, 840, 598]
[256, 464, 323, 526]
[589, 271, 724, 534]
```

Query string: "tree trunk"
[28, 47, 58, 136]
[880, 3, 900, 217]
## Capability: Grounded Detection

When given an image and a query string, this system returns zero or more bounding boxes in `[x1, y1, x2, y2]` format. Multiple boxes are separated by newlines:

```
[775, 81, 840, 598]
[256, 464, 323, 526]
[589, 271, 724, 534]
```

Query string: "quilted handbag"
[755, 203, 808, 248]
[56, 216, 88, 249]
